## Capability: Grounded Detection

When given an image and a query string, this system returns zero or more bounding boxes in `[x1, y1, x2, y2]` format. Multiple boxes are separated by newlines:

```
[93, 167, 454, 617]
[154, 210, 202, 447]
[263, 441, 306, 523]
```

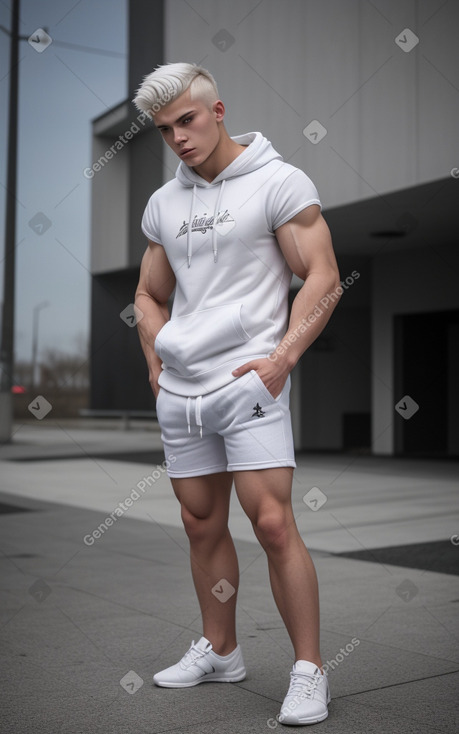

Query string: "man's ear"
[213, 99, 225, 122]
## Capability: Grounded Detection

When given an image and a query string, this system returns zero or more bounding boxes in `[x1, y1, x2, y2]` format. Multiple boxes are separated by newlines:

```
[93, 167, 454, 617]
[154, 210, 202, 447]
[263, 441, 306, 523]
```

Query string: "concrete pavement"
[1, 419, 458, 733]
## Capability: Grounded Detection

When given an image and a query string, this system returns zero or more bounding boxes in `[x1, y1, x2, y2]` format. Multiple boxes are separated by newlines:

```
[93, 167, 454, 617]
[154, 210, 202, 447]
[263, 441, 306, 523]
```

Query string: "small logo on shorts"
[252, 402, 265, 418]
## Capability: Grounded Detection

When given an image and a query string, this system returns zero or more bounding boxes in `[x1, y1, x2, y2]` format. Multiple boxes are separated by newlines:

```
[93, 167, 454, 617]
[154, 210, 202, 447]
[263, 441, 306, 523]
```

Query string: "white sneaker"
[153, 636, 246, 688]
[278, 660, 331, 725]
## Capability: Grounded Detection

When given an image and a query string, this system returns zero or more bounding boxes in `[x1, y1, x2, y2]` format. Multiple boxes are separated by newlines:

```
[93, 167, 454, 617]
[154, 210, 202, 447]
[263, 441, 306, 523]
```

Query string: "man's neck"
[192, 130, 247, 183]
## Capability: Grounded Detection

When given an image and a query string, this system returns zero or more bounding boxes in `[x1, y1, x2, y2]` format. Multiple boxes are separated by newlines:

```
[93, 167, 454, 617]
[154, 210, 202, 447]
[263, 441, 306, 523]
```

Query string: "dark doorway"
[90, 269, 154, 411]
[394, 310, 459, 457]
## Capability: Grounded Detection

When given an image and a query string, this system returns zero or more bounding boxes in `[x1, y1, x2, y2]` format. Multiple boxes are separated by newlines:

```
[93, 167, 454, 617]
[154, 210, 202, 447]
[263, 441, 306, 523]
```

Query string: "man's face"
[153, 88, 222, 167]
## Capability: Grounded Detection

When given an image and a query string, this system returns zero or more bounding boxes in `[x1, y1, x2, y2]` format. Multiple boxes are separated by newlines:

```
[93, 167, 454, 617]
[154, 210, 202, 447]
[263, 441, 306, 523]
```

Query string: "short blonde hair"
[133, 62, 219, 117]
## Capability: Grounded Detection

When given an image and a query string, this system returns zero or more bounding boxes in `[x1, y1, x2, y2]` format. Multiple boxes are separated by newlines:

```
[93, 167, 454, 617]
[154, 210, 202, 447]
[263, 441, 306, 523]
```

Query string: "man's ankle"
[205, 636, 238, 656]
[295, 656, 324, 671]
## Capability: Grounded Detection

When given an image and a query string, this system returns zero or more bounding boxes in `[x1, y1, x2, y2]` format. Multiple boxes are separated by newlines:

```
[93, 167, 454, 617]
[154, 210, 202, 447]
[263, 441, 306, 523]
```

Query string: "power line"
[23, 36, 126, 58]
[0, 24, 126, 58]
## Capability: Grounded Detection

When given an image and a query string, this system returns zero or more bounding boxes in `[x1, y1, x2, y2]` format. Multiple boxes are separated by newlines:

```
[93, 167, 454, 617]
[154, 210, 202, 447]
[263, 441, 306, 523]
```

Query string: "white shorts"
[155, 370, 296, 478]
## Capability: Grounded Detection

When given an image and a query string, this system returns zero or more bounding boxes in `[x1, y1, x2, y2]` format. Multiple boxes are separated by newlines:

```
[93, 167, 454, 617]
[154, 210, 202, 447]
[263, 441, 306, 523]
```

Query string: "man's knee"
[181, 505, 225, 545]
[253, 511, 291, 553]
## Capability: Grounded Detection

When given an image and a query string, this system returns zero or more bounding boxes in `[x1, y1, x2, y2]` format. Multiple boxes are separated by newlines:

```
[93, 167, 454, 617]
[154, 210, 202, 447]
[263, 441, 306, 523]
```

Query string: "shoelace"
[180, 641, 206, 670]
[286, 671, 321, 700]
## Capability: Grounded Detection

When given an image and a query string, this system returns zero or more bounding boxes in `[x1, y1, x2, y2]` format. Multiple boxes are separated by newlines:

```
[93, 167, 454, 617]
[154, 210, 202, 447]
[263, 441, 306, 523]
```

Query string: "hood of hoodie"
[174, 132, 283, 266]
[175, 131, 282, 188]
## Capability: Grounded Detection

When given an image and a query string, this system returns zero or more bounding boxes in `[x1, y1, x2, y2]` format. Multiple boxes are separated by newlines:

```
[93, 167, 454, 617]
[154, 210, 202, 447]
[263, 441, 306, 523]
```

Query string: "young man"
[133, 62, 341, 726]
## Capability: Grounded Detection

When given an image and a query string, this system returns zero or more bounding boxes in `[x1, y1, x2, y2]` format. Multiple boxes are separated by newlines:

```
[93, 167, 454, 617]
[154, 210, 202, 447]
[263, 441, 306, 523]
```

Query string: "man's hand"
[149, 371, 161, 399]
[232, 355, 291, 399]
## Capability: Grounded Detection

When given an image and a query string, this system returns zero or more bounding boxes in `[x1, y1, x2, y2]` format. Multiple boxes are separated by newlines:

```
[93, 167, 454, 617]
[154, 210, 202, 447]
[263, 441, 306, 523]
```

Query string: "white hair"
[133, 62, 219, 117]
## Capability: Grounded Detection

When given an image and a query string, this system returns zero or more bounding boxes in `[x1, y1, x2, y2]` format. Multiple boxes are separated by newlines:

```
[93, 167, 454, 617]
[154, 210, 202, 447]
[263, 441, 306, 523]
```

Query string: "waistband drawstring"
[185, 395, 203, 438]
[195, 395, 203, 438]
[186, 397, 191, 434]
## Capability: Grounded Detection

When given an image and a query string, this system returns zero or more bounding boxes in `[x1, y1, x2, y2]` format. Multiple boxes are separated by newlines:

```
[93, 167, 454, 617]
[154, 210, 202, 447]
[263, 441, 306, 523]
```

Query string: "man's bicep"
[275, 206, 338, 281]
[137, 240, 176, 305]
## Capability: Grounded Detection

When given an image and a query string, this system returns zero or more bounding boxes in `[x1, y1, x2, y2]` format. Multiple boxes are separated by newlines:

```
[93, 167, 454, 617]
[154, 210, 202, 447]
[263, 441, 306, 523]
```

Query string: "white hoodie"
[141, 131, 321, 397]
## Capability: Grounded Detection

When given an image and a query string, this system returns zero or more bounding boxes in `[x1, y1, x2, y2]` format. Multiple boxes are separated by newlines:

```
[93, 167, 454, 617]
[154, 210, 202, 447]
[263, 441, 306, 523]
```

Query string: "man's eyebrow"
[155, 110, 196, 129]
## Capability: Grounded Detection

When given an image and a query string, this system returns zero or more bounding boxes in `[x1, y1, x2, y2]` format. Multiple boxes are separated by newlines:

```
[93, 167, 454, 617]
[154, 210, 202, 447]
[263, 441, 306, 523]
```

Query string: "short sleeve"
[141, 193, 163, 244]
[270, 168, 321, 232]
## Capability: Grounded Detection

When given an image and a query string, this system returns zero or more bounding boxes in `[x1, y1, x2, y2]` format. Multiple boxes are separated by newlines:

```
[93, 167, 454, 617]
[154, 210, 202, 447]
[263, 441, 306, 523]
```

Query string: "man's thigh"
[232, 467, 295, 525]
[171, 471, 233, 520]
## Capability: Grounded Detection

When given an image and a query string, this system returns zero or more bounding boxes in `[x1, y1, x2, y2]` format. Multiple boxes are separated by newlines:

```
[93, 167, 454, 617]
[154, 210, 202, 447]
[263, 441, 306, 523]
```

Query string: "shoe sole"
[153, 668, 246, 688]
[279, 714, 328, 726]
[279, 710, 329, 726]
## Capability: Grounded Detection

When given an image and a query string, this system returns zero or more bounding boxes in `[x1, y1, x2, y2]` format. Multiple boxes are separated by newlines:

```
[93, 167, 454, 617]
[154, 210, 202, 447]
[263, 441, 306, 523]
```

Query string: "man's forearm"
[270, 271, 341, 368]
[135, 292, 170, 387]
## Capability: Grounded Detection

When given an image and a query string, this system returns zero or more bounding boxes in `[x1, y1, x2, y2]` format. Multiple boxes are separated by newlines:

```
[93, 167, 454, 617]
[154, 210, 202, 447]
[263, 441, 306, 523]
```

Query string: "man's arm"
[273, 204, 341, 366]
[135, 240, 176, 398]
[232, 204, 341, 398]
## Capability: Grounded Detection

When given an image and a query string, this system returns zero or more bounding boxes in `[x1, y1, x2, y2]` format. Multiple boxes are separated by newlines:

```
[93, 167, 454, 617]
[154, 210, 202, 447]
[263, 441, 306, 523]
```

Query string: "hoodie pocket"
[155, 303, 251, 378]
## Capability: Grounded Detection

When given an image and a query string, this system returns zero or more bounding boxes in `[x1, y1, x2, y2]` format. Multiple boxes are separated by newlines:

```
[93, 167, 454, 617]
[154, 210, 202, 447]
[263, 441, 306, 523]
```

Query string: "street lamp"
[31, 301, 49, 390]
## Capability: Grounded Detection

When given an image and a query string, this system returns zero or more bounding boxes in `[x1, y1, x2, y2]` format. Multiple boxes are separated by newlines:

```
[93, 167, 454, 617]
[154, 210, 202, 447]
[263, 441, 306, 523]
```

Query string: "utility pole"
[0, 0, 19, 443]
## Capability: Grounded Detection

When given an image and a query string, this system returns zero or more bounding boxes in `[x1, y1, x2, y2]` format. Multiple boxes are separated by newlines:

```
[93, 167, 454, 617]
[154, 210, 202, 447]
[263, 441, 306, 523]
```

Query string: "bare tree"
[40, 332, 90, 389]
[13, 359, 33, 388]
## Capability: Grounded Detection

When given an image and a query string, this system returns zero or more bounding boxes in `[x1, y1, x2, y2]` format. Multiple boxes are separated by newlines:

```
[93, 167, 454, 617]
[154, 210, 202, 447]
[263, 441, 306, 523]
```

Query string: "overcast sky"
[0, 0, 127, 366]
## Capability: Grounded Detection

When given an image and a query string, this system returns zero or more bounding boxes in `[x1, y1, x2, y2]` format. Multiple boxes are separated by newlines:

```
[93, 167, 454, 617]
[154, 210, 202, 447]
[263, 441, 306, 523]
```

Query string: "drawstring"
[187, 184, 196, 268]
[186, 397, 192, 433]
[185, 395, 203, 438]
[212, 179, 225, 264]
[187, 180, 225, 267]
[195, 395, 202, 438]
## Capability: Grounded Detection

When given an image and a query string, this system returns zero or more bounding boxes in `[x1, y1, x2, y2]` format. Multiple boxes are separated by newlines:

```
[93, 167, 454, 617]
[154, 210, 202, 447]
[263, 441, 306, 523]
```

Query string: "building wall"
[90, 132, 129, 275]
[163, 0, 458, 204]
[372, 242, 459, 454]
